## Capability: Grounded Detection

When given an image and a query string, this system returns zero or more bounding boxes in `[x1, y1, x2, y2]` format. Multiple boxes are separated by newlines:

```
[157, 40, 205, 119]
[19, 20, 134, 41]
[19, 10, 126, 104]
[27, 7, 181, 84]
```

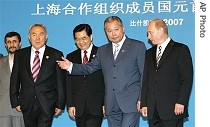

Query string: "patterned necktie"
[156, 46, 162, 67]
[32, 51, 40, 82]
[113, 44, 119, 60]
[83, 50, 88, 64]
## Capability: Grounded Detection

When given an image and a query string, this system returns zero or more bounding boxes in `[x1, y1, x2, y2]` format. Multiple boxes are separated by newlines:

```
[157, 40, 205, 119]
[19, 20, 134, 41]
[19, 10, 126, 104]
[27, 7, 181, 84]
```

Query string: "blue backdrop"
[0, 0, 194, 127]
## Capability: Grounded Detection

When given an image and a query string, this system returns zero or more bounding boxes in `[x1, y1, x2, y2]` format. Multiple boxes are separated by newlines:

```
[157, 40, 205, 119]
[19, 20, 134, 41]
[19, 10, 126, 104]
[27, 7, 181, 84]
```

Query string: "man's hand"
[68, 107, 76, 119]
[15, 106, 22, 112]
[56, 57, 71, 70]
[102, 106, 106, 116]
[174, 103, 185, 115]
[54, 108, 62, 116]
[137, 101, 142, 113]
[141, 107, 147, 117]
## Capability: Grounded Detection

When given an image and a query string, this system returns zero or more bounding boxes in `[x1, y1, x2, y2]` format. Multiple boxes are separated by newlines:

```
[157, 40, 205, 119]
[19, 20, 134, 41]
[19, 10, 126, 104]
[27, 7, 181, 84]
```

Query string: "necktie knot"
[84, 50, 87, 54]
[35, 51, 39, 55]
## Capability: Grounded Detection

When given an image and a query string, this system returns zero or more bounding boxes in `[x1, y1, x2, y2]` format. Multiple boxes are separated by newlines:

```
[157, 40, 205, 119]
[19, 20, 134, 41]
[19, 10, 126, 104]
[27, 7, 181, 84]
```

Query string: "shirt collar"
[81, 43, 93, 54]
[31, 45, 46, 55]
[112, 35, 126, 47]
[157, 37, 170, 49]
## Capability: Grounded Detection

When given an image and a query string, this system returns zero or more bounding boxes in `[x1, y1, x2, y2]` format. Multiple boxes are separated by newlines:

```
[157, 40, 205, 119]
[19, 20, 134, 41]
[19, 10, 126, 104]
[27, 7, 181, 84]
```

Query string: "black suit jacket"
[10, 46, 66, 117]
[66, 45, 105, 117]
[141, 39, 193, 120]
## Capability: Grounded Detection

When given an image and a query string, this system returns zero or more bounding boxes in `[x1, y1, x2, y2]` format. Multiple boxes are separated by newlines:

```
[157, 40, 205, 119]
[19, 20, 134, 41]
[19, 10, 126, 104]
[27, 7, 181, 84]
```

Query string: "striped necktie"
[32, 51, 40, 82]
[156, 46, 162, 67]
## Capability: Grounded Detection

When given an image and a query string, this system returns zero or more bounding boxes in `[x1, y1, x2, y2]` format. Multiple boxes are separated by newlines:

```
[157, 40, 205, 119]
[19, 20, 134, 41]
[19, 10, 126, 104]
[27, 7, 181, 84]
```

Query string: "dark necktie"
[32, 51, 40, 82]
[156, 46, 162, 67]
[83, 50, 88, 64]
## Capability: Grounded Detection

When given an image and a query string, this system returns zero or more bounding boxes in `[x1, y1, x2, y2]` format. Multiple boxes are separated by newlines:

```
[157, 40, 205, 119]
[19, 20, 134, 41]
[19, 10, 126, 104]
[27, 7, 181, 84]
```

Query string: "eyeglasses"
[75, 36, 89, 42]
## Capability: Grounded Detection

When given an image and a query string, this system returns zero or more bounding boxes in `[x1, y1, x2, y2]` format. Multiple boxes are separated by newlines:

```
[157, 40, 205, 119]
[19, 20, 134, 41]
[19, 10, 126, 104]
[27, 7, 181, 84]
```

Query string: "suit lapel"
[152, 46, 157, 68]
[35, 47, 50, 83]
[115, 38, 129, 62]
[23, 48, 34, 81]
[74, 50, 82, 64]
[89, 45, 97, 62]
[107, 43, 114, 61]
[158, 40, 174, 66]
[2, 56, 11, 77]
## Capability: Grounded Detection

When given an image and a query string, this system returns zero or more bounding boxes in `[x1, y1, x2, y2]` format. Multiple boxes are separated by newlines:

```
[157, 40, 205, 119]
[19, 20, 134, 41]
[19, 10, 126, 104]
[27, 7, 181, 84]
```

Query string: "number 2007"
[163, 18, 183, 26]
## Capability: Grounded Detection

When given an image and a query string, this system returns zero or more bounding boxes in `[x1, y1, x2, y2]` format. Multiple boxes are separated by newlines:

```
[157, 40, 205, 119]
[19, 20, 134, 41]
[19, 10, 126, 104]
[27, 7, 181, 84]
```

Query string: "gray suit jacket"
[71, 37, 146, 115]
[0, 56, 23, 116]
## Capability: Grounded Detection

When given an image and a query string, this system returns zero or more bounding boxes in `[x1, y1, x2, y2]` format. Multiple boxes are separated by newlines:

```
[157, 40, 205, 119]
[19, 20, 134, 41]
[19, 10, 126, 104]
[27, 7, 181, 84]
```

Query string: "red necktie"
[32, 51, 40, 82]
[83, 50, 88, 64]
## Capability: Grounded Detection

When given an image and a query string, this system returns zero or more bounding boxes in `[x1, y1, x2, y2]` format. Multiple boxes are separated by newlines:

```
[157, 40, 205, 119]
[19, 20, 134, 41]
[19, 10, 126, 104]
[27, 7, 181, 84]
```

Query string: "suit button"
[113, 89, 115, 91]
[34, 96, 37, 98]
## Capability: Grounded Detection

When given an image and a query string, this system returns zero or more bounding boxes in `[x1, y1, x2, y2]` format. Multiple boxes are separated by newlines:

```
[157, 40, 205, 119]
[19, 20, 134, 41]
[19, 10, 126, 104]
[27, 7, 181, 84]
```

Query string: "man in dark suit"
[57, 16, 146, 127]
[10, 24, 66, 127]
[66, 24, 105, 127]
[141, 19, 193, 127]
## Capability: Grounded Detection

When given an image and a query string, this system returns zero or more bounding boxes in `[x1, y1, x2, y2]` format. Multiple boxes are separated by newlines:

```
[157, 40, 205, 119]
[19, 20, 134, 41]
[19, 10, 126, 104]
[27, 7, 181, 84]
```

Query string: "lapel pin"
[122, 50, 125, 52]
[93, 55, 95, 58]
[46, 56, 49, 59]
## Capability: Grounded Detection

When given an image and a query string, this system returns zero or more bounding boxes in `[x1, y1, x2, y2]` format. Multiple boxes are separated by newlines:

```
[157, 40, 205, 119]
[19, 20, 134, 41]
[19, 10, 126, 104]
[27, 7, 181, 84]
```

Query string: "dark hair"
[73, 24, 92, 39]
[104, 16, 123, 29]
[4, 31, 21, 43]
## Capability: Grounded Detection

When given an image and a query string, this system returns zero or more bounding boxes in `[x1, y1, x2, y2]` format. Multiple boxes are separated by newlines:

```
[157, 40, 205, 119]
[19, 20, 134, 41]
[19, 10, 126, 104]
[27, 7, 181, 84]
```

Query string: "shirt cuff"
[67, 63, 73, 73]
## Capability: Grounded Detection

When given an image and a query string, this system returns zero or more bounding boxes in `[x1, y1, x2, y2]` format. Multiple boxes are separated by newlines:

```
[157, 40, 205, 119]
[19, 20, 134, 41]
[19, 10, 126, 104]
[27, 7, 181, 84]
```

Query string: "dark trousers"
[76, 102, 103, 127]
[23, 100, 54, 127]
[149, 104, 183, 127]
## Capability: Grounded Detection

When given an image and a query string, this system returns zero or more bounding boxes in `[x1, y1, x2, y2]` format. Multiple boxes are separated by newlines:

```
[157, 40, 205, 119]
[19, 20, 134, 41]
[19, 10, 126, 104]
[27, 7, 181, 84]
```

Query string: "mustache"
[9, 46, 18, 49]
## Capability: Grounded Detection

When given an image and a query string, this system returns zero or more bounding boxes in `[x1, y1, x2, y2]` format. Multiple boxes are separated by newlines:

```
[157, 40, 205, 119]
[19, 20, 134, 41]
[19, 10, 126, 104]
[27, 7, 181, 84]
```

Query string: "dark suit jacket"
[141, 39, 193, 120]
[71, 37, 146, 115]
[10, 46, 66, 117]
[66, 45, 105, 117]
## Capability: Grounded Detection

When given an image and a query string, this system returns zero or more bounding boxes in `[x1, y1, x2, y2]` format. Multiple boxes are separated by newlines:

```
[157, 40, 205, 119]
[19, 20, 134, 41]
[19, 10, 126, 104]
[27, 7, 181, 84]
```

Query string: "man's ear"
[19, 42, 22, 48]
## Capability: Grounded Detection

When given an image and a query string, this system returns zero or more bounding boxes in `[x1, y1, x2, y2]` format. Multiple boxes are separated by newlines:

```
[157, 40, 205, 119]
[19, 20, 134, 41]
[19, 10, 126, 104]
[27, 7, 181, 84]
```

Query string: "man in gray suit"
[57, 16, 146, 127]
[0, 31, 24, 127]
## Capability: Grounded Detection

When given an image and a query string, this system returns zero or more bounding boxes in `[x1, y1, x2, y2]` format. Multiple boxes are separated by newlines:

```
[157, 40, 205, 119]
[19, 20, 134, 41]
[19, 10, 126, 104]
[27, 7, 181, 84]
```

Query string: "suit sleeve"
[55, 52, 66, 110]
[65, 54, 74, 108]
[10, 52, 21, 108]
[177, 45, 193, 106]
[137, 42, 146, 100]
